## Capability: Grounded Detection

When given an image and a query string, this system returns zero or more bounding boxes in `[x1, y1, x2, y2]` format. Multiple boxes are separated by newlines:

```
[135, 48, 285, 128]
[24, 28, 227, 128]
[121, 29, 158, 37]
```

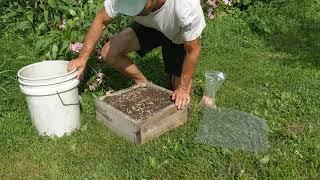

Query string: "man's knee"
[100, 28, 139, 65]
[100, 40, 124, 65]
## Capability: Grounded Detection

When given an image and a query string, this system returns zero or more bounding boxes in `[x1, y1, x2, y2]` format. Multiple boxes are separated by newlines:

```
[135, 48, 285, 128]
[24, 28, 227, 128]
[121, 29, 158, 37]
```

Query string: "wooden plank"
[140, 108, 188, 144]
[104, 84, 142, 97]
[140, 104, 177, 128]
[96, 111, 139, 143]
[95, 99, 142, 143]
[95, 98, 141, 126]
[147, 82, 172, 94]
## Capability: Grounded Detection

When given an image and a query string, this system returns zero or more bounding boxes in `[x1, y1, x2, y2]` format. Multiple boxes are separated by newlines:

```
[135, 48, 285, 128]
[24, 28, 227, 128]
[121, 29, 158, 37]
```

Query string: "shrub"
[0, 0, 130, 60]
[203, 0, 270, 20]
[1, 0, 98, 32]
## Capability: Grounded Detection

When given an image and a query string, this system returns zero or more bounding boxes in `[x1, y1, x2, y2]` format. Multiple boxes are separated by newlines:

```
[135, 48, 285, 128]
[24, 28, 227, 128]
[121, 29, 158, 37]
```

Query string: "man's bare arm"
[79, 8, 113, 62]
[172, 37, 201, 110]
[179, 38, 201, 90]
[67, 8, 113, 79]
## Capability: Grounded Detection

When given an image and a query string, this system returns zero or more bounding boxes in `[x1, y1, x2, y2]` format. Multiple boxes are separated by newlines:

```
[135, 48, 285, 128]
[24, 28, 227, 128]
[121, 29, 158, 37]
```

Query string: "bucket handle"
[57, 91, 80, 106]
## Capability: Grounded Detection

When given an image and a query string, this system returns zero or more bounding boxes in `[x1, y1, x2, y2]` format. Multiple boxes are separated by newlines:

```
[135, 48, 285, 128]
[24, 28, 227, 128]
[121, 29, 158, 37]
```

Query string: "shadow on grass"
[264, 21, 320, 68]
[134, 51, 168, 88]
[249, 0, 320, 69]
[79, 50, 168, 93]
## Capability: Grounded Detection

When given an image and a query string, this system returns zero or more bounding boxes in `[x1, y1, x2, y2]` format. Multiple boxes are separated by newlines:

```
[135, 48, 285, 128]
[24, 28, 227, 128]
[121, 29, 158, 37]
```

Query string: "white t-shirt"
[104, 0, 206, 44]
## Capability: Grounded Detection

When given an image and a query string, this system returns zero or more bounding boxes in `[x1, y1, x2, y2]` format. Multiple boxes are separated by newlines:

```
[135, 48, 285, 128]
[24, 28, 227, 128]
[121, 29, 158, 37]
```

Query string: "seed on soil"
[104, 86, 173, 120]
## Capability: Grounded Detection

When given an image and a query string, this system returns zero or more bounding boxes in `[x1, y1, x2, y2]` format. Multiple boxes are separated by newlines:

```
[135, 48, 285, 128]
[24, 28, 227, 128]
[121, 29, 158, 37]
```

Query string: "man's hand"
[66, 8, 112, 80]
[171, 38, 201, 110]
[171, 87, 190, 110]
[67, 58, 86, 80]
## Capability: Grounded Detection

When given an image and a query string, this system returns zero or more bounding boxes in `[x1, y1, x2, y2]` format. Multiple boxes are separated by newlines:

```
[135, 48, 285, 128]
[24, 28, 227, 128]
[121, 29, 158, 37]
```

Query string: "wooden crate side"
[140, 105, 177, 128]
[140, 108, 188, 144]
[96, 98, 142, 126]
[95, 99, 141, 143]
[104, 84, 141, 97]
[147, 82, 172, 94]
[96, 111, 140, 143]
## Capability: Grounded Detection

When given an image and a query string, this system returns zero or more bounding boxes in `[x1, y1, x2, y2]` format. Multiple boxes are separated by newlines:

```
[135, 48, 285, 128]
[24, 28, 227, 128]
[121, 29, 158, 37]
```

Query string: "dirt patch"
[104, 86, 173, 120]
[286, 123, 306, 136]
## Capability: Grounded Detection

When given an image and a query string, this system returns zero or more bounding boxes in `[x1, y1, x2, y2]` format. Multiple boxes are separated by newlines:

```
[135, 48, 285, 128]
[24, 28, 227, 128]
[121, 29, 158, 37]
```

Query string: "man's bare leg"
[100, 27, 147, 85]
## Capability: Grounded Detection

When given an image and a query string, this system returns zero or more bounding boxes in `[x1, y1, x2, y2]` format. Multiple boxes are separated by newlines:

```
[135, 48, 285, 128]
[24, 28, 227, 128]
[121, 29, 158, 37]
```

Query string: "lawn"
[0, 0, 319, 179]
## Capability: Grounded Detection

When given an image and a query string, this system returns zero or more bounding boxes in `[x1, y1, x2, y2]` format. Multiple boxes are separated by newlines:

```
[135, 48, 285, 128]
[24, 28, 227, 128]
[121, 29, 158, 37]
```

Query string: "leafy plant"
[1, 0, 95, 32]
[1, 0, 99, 59]
[202, 0, 269, 20]
[0, 0, 122, 60]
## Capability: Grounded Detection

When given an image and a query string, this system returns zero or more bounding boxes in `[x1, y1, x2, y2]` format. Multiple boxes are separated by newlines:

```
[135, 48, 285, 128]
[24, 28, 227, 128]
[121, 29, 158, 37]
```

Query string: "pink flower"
[208, 0, 219, 7]
[208, 7, 215, 20]
[86, 72, 107, 92]
[96, 72, 106, 85]
[208, 0, 231, 8]
[223, 0, 232, 6]
[69, 42, 83, 54]
[58, 19, 67, 29]
[96, 49, 103, 60]
[88, 80, 97, 91]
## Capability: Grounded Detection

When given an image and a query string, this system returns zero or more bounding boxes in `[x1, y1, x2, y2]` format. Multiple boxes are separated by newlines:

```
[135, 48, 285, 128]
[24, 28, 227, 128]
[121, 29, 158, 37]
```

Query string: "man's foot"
[134, 78, 148, 87]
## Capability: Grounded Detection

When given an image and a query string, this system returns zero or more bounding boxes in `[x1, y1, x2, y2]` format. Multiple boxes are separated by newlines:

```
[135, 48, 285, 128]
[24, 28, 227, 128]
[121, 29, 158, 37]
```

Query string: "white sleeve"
[181, 5, 206, 42]
[104, 0, 119, 18]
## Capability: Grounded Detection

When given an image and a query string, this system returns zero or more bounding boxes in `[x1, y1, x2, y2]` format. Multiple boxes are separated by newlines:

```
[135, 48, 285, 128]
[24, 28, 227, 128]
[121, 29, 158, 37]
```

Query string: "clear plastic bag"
[195, 107, 269, 152]
[196, 71, 268, 152]
[200, 71, 226, 108]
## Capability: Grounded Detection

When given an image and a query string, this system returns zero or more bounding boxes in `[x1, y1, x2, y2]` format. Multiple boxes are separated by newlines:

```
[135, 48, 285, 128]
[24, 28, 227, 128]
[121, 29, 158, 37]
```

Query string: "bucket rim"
[17, 60, 76, 81]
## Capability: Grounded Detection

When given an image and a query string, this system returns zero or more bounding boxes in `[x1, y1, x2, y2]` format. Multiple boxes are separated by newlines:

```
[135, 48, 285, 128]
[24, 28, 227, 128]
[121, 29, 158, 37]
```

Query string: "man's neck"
[152, 0, 166, 12]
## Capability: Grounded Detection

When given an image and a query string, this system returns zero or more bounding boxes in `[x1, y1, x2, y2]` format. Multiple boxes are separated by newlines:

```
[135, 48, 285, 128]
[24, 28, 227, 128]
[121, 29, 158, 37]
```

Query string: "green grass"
[1, 0, 320, 178]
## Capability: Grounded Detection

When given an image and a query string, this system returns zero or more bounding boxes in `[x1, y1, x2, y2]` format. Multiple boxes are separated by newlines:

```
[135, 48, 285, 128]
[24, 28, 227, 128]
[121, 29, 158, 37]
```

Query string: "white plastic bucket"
[17, 60, 80, 137]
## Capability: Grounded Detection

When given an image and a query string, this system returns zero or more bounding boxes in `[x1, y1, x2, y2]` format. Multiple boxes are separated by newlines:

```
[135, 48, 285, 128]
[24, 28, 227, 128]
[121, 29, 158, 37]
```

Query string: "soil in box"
[104, 86, 173, 120]
[96, 83, 188, 144]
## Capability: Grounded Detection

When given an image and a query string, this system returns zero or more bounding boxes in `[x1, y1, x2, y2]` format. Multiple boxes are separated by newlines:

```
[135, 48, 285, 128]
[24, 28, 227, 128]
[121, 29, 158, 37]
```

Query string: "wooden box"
[95, 83, 188, 144]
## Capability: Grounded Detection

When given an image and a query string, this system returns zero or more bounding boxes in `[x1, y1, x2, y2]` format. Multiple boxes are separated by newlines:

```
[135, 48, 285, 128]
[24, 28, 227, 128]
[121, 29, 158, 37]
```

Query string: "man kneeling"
[67, 0, 206, 110]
